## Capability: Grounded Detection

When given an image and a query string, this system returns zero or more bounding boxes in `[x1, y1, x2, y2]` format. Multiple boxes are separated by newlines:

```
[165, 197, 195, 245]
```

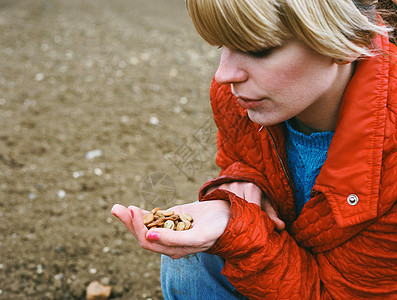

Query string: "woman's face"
[215, 39, 352, 130]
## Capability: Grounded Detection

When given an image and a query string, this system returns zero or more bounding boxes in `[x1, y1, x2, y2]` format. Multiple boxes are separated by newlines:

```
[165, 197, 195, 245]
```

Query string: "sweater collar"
[314, 34, 391, 227]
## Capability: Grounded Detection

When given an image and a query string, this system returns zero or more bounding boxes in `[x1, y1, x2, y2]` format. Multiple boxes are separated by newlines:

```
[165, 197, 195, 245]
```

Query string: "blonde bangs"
[185, 0, 290, 52]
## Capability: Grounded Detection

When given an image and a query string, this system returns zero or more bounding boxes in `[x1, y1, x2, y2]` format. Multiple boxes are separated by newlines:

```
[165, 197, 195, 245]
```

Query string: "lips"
[236, 97, 265, 109]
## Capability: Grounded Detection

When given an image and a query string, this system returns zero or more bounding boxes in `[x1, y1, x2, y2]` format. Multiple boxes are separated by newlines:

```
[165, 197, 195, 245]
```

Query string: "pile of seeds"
[143, 208, 193, 231]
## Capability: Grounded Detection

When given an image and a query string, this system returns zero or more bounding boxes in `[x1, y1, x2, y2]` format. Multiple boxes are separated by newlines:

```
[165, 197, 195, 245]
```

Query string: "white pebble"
[57, 190, 66, 199]
[37, 264, 43, 274]
[101, 277, 110, 285]
[85, 149, 102, 160]
[120, 116, 129, 123]
[179, 97, 188, 105]
[72, 171, 84, 179]
[35, 73, 45, 81]
[94, 168, 103, 176]
[89, 268, 97, 274]
[149, 116, 159, 125]
[129, 57, 140, 65]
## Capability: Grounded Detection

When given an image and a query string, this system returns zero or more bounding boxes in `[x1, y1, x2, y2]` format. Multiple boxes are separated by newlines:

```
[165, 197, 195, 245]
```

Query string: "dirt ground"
[0, 0, 220, 299]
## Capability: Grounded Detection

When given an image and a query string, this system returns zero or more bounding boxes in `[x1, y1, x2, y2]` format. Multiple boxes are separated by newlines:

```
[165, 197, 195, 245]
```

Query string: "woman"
[112, 0, 397, 299]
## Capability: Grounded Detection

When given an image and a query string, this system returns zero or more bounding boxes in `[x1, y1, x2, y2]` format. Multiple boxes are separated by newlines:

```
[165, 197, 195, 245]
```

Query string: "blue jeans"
[161, 252, 248, 300]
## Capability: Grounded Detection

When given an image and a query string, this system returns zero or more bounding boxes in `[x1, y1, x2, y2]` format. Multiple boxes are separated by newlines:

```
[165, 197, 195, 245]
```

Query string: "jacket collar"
[314, 34, 391, 227]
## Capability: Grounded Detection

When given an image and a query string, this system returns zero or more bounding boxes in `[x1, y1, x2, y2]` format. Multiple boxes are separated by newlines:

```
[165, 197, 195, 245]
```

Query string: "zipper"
[264, 126, 294, 189]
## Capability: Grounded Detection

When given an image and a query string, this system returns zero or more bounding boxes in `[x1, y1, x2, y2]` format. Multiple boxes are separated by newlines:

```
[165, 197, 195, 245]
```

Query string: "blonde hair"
[185, 0, 392, 60]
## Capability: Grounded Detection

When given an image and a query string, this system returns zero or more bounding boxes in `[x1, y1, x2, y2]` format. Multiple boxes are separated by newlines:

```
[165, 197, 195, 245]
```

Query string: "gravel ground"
[0, 0, 220, 298]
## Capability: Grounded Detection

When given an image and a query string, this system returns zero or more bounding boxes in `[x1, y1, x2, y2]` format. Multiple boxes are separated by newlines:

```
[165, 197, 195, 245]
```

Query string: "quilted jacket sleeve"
[201, 189, 322, 299]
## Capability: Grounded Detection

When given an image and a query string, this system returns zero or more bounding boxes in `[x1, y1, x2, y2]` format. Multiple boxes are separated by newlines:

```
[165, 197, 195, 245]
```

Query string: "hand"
[206, 182, 285, 231]
[111, 200, 230, 259]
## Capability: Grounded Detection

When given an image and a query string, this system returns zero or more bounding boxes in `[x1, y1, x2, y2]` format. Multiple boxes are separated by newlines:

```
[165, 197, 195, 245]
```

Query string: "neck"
[296, 61, 356, 132]
[290, 117, 321, 135]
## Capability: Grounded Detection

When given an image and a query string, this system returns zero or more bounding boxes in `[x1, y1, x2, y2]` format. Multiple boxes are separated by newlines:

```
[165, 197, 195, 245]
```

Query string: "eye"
[247, 47, 274, 59]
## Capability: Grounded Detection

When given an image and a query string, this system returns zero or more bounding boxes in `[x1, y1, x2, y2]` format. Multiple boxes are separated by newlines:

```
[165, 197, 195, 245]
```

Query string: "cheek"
[270, 61, 323, 97]
[263, 66, 303, 95]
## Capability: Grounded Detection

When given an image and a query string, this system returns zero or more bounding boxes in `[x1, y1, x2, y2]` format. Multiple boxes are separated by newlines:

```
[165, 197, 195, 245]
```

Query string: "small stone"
[94, 168, 103, 176]
[86, 281, 111, 300]
[35, 73, 45, 81]
[120, 115, 129, 123]
[37, 264, 43, 274]
[57, 190, 66, 199]
[100, 277, 110, 285]
[149, 116, 159, 125]
[179, 97, 188, 105]
[85, 150, 102, 160]
[73, 171, 84, 179]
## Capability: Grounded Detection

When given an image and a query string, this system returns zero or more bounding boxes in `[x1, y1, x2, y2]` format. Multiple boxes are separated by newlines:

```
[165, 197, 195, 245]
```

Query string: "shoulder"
[388, 42, 397, 105]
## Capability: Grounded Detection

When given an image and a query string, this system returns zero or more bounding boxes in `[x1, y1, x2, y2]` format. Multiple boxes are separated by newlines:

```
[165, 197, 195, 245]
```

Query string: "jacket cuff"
[198, 162, 269, 200]
[201, 189, 275, 260]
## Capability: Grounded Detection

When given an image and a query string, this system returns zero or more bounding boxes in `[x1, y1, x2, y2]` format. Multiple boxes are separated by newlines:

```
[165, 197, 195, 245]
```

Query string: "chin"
[247, 110, 282, 127]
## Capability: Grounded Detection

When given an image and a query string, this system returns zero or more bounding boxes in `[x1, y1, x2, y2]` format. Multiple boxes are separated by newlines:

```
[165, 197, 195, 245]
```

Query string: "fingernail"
[129, 209, 134, 219]
[146, 232, 159, 241]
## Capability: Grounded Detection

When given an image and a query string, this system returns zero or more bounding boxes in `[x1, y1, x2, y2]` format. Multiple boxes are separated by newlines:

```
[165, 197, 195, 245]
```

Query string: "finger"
[111, 204, 137, 237]
[138, 233, 201, 259]
[262, 200, 285, 231]
[148, 227, 208, 247]
[143, 228, 209, 258]
[128, 206, 150, 241]
[242, 184, 262, 206]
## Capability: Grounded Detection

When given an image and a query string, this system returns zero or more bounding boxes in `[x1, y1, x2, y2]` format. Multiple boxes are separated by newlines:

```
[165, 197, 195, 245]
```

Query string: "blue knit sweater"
[285, 120, 334, 215]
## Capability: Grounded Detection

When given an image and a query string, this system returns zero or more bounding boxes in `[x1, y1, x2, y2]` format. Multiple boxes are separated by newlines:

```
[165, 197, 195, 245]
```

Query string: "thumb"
[262, 199, 285, 231]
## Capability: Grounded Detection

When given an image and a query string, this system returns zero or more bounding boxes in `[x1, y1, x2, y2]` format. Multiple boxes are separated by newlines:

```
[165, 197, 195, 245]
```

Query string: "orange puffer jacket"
[198, 33, 397, 299]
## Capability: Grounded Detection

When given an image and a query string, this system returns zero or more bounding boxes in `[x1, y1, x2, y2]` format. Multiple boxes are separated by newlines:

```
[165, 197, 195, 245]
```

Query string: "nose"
[214, 47, 248, 85]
